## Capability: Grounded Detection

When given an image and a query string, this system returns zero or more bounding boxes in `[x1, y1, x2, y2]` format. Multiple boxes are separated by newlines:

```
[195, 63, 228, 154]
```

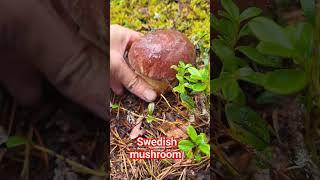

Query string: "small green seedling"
[178, 125, 210, 161]
[171, 61, 210, 110]
[146, 102, 155, 123]
[110, 103, 119, 109]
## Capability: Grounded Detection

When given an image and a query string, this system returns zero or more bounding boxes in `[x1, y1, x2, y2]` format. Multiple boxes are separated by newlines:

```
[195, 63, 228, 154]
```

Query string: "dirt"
[0, 87, 106, 180]
[110, 91, 210, 179]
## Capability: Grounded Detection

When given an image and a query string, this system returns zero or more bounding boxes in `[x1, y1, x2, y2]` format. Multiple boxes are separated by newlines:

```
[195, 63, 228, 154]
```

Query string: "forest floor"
[110, 0, 210, 179]
[0, 86, 106, 180]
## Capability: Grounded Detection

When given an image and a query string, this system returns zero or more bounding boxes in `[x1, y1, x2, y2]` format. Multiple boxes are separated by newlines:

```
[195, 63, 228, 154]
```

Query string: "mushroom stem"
[139, 75, 174, 94]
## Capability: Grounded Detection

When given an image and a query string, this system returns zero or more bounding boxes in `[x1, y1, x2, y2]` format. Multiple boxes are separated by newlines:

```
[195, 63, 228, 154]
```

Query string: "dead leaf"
[160, 119, 188, 140]
[129, 117, 145, 139]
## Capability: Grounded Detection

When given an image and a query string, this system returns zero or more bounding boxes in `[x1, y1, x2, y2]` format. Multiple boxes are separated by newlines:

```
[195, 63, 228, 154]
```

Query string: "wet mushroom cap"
[128, 30, 196, 81]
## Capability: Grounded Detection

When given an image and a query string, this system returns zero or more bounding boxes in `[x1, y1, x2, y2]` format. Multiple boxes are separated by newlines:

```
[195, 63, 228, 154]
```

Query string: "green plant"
[171, 61, 210, 109]
[110, 103, 119, 109]
[212, 0, 319, 166]
[146, 102, 155, 123]
[178, 125, 210, 161]
[5, 136, 30, 148]
[212, 0, 312, 101]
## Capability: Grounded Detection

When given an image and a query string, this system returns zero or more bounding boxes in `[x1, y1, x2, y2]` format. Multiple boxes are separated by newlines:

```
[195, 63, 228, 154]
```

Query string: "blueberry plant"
[171, 61, 210, 110]
[212, 0, 318, 166]
[178, 125, 210, 161]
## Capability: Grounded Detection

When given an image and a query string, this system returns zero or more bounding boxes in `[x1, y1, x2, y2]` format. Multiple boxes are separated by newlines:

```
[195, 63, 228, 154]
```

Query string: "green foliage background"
[110, 0, 210, 62]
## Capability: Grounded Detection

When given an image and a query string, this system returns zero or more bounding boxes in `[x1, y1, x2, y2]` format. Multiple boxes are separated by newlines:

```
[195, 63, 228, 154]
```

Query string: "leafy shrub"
[171, 61, 210, 109]
[212, 0, 315, 154]
[178, 125, 210, 161]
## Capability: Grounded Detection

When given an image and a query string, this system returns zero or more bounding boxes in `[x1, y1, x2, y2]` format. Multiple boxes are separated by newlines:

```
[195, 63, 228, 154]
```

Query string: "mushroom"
[127, 30, 196, 94]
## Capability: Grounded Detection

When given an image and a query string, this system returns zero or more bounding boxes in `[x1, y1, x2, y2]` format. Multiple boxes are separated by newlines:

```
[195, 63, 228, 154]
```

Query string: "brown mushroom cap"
[128, 30, 196, 81]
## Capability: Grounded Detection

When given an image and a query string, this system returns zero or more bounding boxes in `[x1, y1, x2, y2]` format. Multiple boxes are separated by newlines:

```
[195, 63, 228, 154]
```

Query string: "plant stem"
[211, 144, 241, 178]
[32, 144, 106, 176]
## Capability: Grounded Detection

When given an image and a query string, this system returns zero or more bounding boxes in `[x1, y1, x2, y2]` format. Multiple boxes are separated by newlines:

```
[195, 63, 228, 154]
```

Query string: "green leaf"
[196, 133, 208, 145]
[199, 68, 209, 80]
[257, 42, 295, 58]
[300, 0, 316, 24]
[173, 83, 186, 94]
[225, 104, 270, 150]
[263, 69, 307, 95]
[239, 23, 252, 37]
[185, 76, 198, 83]
[146, 116, 155, 123]
[186, 150, 193, 159]
[178, 140, 195, 152]
[218, 10, 233, 20]
[215, 19, 234, 36]
[194, 150, 202, 161]
[211, 74, 232, 95]
[212, 39, 240, 72]
[221, 0, 240, 21]
[187, 126, 198, 142]
[285, 23, 314, 59]
[249, 17, 293, 50]
[176, 75, 185, 83]
[179, 61, 186, 68]
[216, 19, 238, 47]
[211, 15, 219, 30]
[222, 79, 240, 101]
[213, 39, 235, 66]
[187, 83, 207, 92]
[199, 144, 210, 155]
[111, 103, 119, 109]
[210, 79, 219, 95]
[187, 67, 202, 80]
[6, 136, 29, 148]
[214, 72, 246, 104]
[147, 102, 155, 115]
[237, 46, 282, 67]
[240, 7, 262, 22]
[236, 67, 266, 85]
[180, 93, 195, 109]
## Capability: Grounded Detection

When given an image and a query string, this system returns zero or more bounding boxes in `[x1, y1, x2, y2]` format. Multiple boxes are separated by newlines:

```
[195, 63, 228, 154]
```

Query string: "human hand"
[110, 25, 157, 102]
[0, 0, 107, 120]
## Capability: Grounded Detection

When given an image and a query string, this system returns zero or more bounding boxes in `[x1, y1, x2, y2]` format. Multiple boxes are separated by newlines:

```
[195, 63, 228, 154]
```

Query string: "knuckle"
[127, 75, 140, 90]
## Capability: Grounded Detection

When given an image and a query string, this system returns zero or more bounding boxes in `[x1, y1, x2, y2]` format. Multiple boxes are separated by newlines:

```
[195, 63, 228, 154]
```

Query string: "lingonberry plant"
[212, 0, 318, 166]
[171, 61, 210, 110]
[178, 125, 210, 161]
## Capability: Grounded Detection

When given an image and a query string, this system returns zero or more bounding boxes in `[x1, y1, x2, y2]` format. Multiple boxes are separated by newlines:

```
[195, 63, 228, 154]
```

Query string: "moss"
[111, 0, 210, 63]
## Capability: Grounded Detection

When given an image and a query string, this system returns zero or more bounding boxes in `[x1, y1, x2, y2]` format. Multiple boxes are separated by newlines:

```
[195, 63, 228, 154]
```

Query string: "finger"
[123, 29, 143, 51]
[110, 79, 124, 95]
[113, 54, 157, 102]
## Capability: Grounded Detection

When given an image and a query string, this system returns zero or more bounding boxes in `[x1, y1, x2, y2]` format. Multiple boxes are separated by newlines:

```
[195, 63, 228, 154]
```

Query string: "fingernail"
[143, 89, 157, 102]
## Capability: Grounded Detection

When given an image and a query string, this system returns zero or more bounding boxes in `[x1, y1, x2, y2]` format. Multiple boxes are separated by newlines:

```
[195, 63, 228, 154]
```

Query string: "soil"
[0, 86, 106, 180]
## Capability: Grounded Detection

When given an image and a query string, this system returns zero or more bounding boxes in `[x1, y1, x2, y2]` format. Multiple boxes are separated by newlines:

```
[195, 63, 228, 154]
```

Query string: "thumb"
[111, 52, 157, 102]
